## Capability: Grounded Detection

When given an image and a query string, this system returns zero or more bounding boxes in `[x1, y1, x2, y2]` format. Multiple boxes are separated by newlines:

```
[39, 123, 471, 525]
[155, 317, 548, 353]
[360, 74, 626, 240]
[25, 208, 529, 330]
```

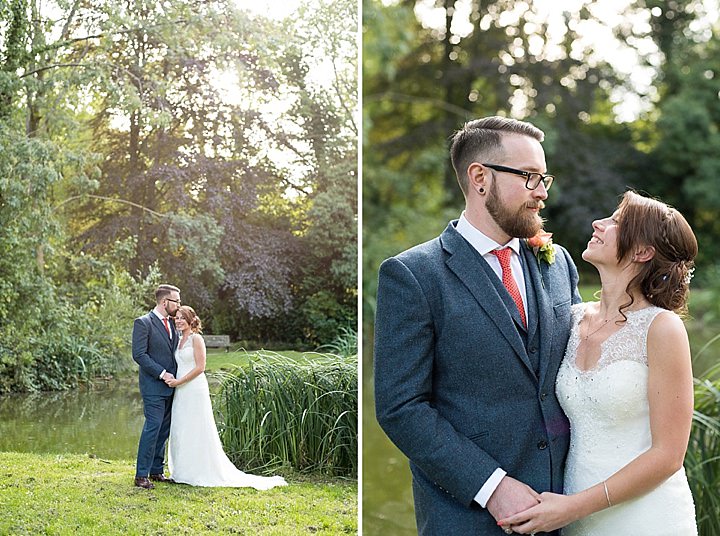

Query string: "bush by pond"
[215, 353, 357, 477]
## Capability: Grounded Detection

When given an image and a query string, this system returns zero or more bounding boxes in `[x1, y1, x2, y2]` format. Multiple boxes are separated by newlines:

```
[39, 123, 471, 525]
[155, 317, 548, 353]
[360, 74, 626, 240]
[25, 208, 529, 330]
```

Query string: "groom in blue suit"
[132, 284, 181, 489]
[374, 117, 581, 535]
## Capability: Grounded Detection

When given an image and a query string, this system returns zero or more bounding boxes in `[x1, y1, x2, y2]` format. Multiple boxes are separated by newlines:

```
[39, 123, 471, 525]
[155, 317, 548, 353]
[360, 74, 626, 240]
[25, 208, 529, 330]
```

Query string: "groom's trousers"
[136, 393, 173, 477]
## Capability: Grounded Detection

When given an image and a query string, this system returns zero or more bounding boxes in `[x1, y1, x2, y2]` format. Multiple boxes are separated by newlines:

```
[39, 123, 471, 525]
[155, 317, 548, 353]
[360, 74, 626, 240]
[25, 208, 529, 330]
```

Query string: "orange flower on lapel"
[527, 231, 555, 266]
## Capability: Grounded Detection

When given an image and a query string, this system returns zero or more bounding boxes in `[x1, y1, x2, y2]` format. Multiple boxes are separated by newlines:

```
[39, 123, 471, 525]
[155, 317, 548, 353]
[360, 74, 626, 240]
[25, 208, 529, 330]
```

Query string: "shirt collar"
[152, 308, 168, 321]
[456, 212, 522, 256]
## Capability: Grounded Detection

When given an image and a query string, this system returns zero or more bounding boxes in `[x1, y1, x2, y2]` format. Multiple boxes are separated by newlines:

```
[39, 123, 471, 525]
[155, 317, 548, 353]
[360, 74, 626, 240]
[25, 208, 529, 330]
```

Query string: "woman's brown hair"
[616, 191, 698, 316]
[177, 305, 203, 334]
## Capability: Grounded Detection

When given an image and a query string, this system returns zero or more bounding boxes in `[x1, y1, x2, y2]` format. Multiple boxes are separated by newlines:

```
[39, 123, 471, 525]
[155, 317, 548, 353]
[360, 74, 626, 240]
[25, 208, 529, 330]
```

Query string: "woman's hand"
[165, 377, 181, 387]
[497, 492, 579, 534]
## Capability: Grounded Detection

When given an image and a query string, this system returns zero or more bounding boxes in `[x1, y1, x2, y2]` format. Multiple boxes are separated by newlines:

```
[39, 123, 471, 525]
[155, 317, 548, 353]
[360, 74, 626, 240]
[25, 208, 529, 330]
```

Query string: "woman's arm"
[167, 335, 207, 387]
[498, 311, 694, 534]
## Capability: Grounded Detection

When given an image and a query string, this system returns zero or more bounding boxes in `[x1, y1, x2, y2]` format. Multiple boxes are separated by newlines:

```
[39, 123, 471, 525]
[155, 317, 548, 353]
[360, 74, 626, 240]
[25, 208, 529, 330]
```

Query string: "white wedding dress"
[556, 303, 697, 535]
[168, 333, 287, 489]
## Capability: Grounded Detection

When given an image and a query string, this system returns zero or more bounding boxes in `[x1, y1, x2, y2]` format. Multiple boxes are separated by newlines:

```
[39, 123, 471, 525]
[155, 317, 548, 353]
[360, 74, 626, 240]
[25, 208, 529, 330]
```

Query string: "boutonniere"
[527, 231, 554, 289]
[527, 230, 555, 266]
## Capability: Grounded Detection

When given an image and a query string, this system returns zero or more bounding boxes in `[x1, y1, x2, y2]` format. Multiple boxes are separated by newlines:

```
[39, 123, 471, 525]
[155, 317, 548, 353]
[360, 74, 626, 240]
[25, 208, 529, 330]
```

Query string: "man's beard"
[486, 180, 544, 239]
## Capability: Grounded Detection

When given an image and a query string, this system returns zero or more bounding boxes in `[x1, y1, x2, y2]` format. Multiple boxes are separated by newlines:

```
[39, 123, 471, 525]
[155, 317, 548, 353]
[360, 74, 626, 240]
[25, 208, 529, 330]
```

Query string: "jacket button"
[540, 392, 547, 401]
[529, 346, 537, 353]
[537, 440, 548, 450]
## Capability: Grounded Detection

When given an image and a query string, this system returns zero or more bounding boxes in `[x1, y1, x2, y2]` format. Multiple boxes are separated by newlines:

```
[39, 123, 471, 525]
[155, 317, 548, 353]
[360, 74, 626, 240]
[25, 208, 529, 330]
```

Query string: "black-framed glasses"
[483, 163, 554, 191]
[166, 298, 181, 305]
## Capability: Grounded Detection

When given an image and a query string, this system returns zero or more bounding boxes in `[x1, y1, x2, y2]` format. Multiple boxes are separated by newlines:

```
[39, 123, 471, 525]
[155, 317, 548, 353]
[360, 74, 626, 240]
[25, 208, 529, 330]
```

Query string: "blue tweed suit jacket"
[374, 221, 581, 535]
[132, 312, 179, 397]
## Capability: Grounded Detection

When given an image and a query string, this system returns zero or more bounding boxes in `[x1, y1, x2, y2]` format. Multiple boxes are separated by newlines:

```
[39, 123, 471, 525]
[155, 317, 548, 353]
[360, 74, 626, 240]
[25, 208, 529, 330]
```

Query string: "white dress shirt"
[152, 308, 172, 379]
[456, 213, 528, 311]
[456, 213, 528, 508]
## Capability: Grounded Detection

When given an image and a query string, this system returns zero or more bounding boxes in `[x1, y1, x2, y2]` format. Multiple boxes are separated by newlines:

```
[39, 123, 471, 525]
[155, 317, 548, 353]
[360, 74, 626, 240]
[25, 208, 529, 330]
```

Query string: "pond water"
[362, 376, 416, 536]
[0, 368, 231, 461]
[0, 378, 144, 459]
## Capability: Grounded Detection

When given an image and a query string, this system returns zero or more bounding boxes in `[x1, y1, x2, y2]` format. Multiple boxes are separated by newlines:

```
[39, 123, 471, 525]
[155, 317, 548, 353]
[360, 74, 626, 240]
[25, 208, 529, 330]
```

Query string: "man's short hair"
[155, 284, 180, 303]
[450, 116, 544, 195]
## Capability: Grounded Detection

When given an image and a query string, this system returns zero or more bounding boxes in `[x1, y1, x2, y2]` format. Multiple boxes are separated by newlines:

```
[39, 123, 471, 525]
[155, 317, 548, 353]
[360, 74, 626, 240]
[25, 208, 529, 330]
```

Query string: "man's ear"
[467, 162, 488, 194]
[633, 245, 655, 263]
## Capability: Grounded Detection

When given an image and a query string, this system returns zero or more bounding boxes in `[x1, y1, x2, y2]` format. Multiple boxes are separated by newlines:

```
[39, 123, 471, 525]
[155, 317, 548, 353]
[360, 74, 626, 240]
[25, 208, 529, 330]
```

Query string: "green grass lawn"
[0, 452, 357, 535]
[204, 349, 338, 373]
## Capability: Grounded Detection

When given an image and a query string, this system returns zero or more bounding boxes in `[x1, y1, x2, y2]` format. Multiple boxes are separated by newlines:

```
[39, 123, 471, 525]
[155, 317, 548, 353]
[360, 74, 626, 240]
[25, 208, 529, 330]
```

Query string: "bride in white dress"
[499, 191, 697, 535]
[165, 306, 287, 490]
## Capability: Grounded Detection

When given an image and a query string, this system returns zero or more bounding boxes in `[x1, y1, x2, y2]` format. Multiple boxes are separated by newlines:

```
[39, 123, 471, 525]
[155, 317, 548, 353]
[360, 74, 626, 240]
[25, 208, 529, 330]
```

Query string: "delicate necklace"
[581, 312, 622, 341]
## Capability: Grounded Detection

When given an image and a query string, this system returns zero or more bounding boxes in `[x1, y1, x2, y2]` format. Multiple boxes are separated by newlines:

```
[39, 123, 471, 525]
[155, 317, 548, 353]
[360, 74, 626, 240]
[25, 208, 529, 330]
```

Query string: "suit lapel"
[169, 317, 178, 350]
[441, 224, 535, 377]
[520, 242, 555, 387]
[173, 321, 179, 350]
[150, 313, 174, 351]
[521, 244, 540, 344]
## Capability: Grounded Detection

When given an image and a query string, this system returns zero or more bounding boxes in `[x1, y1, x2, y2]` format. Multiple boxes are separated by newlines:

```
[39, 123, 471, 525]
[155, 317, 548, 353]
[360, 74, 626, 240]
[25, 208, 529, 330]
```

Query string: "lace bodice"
[565, 303, 661, 373]
[558, 304, 665, 469]
[175, 334, 200, 378]
[556, 302, 697, 535]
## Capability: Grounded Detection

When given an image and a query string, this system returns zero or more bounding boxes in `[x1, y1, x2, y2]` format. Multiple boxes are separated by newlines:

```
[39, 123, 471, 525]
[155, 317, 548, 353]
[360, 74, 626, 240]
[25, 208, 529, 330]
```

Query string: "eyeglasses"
[483, 163, 554, 191]
[166, 298, 181, 305]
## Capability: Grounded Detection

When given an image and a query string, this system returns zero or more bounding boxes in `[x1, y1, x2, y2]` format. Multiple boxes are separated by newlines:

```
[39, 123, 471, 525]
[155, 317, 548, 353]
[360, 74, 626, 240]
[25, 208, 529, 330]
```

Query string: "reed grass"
[318, 326, 358, 358]
[215, 351, 357, 477]
[686, 361, 720, 536]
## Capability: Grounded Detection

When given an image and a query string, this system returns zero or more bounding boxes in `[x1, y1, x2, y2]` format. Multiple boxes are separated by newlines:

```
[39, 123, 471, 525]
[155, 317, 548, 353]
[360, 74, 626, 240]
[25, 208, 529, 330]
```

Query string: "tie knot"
[490, 247, 512, 268]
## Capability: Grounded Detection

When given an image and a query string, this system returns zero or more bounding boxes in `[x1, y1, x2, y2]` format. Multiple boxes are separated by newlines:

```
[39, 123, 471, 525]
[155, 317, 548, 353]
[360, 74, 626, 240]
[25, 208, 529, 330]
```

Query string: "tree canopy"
[363, 0, 720, 337]
[0, 0, 357, 392]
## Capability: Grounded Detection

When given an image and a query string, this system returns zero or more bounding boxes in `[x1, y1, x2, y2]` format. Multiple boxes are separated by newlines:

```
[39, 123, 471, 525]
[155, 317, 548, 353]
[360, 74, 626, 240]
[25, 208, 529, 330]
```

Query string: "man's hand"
[165, 377, 181, 387]
[486, 476, 541, 524]
[497, 492, 579, 534]
[162, 372, 175, 382]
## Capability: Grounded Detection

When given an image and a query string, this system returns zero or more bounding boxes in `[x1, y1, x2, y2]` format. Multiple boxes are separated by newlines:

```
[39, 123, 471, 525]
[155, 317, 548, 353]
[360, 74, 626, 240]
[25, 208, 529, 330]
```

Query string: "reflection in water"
[363, 377, 417, 536]
[0, 378, 144, 459]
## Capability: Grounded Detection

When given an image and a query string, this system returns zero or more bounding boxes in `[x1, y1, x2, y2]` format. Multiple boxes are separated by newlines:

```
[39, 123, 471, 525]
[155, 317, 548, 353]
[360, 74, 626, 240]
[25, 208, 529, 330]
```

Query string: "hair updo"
[177, 305, 203, 334]
[616, 191, 698, 316]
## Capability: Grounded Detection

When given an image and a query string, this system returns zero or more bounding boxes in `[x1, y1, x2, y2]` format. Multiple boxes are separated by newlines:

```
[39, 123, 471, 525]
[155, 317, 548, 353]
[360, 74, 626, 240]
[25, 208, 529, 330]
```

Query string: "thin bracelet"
[603, 481, 612, 507]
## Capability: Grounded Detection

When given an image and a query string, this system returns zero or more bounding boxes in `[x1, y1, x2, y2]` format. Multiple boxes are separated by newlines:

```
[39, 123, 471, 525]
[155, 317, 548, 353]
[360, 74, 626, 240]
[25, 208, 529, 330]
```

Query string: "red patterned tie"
[490, 247, 527, 328]
[162, 317, 171, 337]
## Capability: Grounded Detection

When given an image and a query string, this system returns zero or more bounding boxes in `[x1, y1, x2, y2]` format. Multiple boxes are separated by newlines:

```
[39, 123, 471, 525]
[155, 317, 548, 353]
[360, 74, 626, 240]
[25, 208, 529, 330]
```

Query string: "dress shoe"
[149, 473, 174, 483]
[134, 477, 155, 489]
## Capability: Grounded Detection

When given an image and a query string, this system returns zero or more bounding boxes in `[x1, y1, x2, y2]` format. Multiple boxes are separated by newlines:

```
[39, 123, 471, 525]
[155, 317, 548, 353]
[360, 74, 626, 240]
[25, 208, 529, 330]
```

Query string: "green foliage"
[298, 290, 357, 349]
[318, 326, 358, 358]
[216, 353, 357, 477]
[0, 245, 161, 393]
[0, 0, 357, 393]
[686, 362, 720, 535]
[644, 39, 720, 268]
[0, 125, 159, 391]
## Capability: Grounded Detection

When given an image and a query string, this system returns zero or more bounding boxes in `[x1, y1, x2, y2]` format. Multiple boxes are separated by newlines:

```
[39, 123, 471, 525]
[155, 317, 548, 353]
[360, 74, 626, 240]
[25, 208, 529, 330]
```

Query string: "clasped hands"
[489, 476, 575, 534]
[162, 371, 181, 388]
